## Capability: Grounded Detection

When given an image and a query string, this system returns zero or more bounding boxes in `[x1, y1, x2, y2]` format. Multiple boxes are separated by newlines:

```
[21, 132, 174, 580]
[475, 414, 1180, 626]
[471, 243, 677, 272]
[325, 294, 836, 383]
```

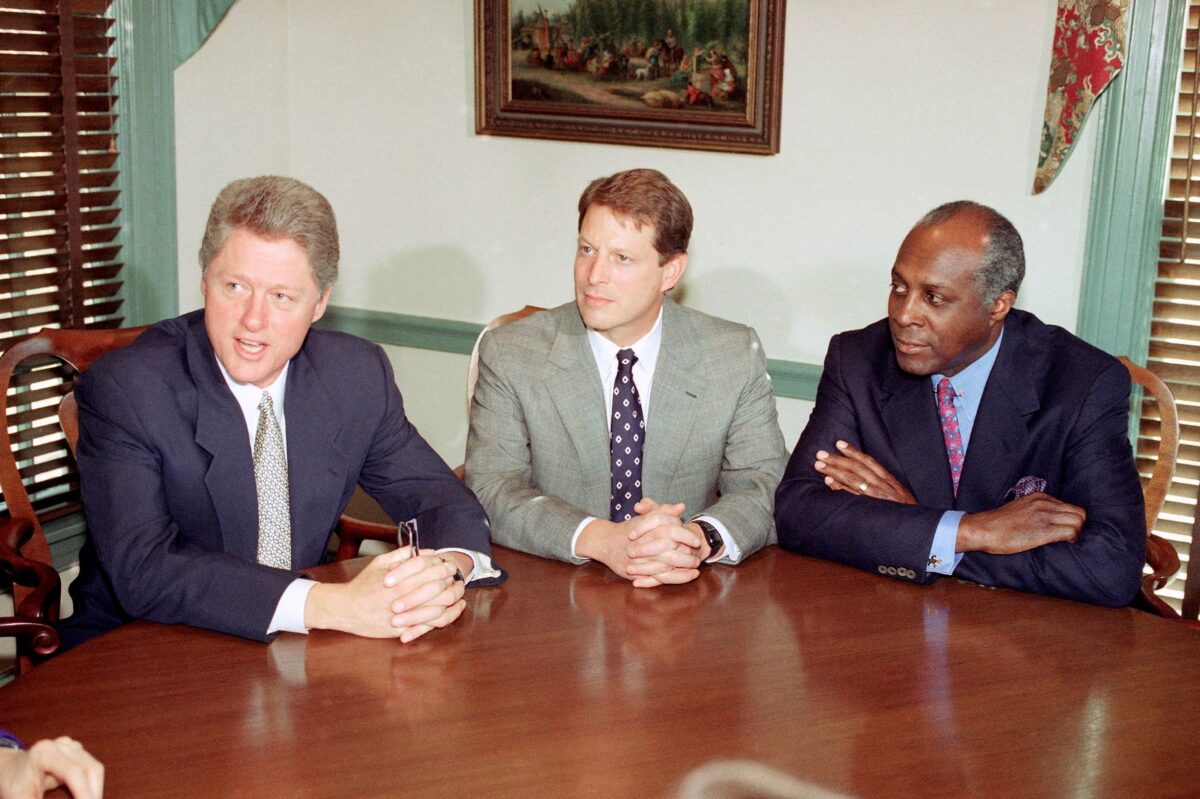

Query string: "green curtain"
[173, 0, 238, 68]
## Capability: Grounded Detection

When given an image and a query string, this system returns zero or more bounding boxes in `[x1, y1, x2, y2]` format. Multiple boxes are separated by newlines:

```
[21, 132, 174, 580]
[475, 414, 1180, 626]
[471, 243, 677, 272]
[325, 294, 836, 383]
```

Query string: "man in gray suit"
[466, 168, 787, 586]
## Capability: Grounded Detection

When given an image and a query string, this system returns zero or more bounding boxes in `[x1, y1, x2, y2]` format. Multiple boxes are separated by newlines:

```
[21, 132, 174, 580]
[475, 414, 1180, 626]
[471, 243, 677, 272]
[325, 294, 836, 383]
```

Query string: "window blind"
[0, 0, 122, 520]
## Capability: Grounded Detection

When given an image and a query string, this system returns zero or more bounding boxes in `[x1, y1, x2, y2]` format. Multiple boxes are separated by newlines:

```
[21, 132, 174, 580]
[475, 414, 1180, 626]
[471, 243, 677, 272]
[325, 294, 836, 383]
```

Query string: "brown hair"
[577, 168, 693, 263]
[200, 176, 340, 293]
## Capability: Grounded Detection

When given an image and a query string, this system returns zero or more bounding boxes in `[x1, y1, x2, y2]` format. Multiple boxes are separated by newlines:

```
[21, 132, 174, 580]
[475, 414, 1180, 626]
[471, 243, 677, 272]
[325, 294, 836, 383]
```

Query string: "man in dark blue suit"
[61, 176, 500, 648]
[775, 201, 1145, 607]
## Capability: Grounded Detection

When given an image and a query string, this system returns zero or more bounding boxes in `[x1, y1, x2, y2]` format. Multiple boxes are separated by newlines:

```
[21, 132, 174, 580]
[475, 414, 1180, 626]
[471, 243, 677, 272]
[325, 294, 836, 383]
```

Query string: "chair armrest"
[0, 517, 62, 656]
[1138, 533, 1182, 618]
[334, 515, 399, 561]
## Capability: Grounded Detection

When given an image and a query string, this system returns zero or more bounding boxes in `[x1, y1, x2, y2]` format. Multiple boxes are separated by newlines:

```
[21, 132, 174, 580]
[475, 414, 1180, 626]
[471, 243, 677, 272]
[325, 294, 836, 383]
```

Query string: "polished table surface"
[3, 546, 1200, 798]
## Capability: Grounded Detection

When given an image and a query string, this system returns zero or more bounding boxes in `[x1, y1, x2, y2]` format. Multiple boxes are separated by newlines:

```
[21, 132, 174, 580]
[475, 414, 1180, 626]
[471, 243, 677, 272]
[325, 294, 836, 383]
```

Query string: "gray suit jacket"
[465, 297, 787, 562]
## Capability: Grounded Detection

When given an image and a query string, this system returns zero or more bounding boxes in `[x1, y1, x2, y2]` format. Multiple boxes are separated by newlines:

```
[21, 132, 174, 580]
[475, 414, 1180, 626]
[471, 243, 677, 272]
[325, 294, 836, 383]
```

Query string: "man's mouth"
[891, 336, 928, 355]
[237, 338, 266, 354]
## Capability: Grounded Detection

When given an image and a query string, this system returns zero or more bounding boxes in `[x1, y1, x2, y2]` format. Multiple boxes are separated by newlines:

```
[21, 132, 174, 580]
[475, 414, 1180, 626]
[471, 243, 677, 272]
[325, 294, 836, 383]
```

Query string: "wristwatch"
[693, 519, 723, 567]
[0, 729, 23, 751]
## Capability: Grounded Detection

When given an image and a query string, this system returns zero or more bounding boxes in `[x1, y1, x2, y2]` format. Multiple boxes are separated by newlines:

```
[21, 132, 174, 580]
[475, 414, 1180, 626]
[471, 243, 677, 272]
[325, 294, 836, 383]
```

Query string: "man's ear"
[311, 287, 331, 323]
[660, 252, 687, 292]
[989, 289, 1015, 323]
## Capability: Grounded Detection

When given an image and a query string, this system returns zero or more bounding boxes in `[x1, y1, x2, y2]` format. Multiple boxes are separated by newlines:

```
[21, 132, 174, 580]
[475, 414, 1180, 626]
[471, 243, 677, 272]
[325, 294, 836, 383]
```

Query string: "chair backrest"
[1118, 356, 1183, 617]
[0, 326, 146, 672]
[464, 306, 545, 412]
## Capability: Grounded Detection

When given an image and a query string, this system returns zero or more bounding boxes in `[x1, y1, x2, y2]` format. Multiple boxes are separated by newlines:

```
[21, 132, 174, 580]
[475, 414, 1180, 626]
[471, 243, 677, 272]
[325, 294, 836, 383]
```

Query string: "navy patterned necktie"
[609, 349, 644, 522]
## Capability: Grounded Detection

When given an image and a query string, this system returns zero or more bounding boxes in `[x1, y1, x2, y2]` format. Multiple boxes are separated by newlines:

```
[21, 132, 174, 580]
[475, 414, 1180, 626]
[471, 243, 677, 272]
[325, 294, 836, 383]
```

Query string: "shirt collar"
[930, 327, 1004, 400]
[216, 357, 290, 422]
[586, 306, 663, 377]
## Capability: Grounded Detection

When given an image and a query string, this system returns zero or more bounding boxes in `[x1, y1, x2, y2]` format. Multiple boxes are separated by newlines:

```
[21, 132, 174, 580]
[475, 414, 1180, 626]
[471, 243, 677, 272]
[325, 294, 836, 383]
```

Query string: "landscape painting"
[475, 0, 785, 155]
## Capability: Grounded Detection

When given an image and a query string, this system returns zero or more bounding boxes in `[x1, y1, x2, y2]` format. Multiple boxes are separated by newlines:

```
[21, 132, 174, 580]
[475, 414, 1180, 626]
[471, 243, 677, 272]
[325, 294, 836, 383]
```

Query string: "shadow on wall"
[673, 265, 793, 350]
[369, 246, 487, 324]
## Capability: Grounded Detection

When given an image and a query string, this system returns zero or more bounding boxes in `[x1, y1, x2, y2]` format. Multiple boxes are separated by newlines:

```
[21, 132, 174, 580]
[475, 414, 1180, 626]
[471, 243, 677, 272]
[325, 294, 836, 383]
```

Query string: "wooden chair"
[335, 305, 544, 560]
[1118, 356, 1183, 617]
[0, 326, 146, 675]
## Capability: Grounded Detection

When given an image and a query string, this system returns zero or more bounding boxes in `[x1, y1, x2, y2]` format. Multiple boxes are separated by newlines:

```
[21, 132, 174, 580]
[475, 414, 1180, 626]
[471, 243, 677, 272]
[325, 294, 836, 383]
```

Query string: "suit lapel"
[643, 299, 703, 500]
[545, 307, 610, 509]
[956, 319, 1039, 510]
[879, 362, 956, 509]
[284, 341, 349, 566]
[187, 315, 260, 562]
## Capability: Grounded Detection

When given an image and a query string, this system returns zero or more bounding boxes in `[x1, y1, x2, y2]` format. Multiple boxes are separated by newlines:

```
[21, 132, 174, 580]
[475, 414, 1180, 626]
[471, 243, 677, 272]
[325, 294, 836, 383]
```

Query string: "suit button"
[877, 565, 887, 574]
[886, 566, 897, 576]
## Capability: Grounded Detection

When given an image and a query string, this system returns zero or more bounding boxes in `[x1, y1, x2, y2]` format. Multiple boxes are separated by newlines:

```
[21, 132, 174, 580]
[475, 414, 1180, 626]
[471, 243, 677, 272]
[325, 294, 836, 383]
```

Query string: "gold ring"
[859, 481, 869, 493]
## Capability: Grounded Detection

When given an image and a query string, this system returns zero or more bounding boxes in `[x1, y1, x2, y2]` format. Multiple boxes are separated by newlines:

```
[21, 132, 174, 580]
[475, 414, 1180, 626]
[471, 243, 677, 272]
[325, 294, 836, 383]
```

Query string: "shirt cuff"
[569, 517, 596, 564]
[437, 548, 502, 584]
[928, 511, 966, 575]
[267, 577, 316, 635]
[694, 515, 741, 564]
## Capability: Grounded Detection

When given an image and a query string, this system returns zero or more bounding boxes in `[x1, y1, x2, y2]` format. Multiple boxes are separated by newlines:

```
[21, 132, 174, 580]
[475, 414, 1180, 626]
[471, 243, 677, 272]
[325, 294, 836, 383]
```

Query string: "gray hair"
[199, 176, 339, 293]
[917, 200, 1024, 304]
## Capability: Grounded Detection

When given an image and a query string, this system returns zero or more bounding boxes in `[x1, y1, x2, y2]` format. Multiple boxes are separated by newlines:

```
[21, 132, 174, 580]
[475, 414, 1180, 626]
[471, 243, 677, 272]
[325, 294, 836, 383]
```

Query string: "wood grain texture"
[3, 546, 1199, 798]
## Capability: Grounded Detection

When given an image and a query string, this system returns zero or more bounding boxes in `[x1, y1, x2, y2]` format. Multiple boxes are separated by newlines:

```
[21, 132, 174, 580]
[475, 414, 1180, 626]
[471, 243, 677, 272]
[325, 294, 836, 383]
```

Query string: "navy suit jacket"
[61, 310, 496, 647]
[775, 309, 1145, 607]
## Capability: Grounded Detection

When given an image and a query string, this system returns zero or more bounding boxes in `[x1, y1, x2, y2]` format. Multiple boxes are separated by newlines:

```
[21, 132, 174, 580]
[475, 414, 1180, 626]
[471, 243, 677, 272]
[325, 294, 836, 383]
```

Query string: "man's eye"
[926, 293, 945, 306]
[579, 245, 593, 255]
[617, 254, 630, 263]
[890, 282, 907, 295]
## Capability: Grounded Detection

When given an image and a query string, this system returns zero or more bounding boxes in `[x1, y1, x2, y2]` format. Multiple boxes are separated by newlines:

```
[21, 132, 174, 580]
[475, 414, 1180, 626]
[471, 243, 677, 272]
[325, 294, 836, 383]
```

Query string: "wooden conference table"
[3, 546, 1200, 798]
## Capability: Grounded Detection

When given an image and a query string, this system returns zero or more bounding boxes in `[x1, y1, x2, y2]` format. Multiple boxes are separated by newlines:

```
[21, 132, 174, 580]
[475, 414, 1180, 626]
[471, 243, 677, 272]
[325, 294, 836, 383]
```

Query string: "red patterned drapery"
[1033, 0, 1129, 194]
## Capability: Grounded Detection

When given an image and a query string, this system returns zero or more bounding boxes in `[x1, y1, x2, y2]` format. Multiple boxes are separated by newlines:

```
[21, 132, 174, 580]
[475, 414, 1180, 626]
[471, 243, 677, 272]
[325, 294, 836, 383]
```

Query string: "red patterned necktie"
[936, 377, 964, 496]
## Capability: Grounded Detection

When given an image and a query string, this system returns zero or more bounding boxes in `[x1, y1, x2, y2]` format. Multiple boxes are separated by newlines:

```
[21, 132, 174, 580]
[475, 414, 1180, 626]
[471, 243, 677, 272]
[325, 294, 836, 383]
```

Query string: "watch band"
[693, 519, 723, 567]
[0, 729, 23, 751]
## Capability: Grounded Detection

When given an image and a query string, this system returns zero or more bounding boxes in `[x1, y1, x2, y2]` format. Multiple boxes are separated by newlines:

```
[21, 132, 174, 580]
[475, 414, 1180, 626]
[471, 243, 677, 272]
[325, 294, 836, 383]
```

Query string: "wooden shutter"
[0, 0, 122, 520]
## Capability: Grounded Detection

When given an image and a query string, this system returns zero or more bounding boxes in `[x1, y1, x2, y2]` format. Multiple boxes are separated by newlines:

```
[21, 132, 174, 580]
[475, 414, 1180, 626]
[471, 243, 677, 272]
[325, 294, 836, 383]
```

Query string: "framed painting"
[475, 0, 786, 155]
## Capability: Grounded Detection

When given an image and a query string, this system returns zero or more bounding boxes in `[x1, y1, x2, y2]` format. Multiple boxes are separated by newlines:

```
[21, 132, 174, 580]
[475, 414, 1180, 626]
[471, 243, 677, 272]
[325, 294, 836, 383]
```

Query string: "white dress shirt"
[215, 359, 497, 636]
[568, 308, 741, 564]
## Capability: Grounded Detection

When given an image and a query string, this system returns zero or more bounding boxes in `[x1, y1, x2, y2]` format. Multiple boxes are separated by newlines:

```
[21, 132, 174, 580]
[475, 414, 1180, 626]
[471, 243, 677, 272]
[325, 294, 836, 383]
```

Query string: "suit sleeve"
[355, 346, 496, 564]
[694, 328, 788, 558]
[952, 360, 1145, 607]
[76, 368, 294, 642]
[775, 334, 946, 580]
[465, 331, 592, 562]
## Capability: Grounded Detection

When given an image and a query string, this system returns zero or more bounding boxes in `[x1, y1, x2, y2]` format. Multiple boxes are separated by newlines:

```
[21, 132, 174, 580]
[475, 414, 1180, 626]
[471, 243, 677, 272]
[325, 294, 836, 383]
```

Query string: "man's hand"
[0, 737, 104, 799]
[957, 492, 1085, 554]
[305, 547, 465, 642]
[576, 499, 703, 587]
[814, 440, 917, 504]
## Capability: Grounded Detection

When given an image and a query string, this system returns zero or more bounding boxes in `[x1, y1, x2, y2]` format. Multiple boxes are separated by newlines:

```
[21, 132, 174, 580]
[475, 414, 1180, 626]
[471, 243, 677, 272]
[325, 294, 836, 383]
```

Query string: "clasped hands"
[814, 439, 1085, 554]
[305, 547, 468, 642]
[0, 737, 104, 799]
[578, 498, 712, 587]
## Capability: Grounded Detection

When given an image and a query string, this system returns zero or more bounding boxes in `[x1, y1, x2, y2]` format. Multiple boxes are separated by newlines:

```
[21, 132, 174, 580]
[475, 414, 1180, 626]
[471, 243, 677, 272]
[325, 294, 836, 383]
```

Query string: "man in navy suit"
[775, 201, 1145, 606]
[61, 176, 500, 648]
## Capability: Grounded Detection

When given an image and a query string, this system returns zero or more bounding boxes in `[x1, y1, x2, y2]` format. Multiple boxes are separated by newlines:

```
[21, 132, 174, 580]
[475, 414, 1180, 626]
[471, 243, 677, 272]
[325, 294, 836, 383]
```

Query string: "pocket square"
[1003, 475, 1047, 503]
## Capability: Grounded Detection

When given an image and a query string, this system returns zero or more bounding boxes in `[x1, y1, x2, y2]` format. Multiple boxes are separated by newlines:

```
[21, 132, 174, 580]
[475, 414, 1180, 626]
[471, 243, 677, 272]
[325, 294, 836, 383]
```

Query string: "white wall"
[174, 0, 1098, 455]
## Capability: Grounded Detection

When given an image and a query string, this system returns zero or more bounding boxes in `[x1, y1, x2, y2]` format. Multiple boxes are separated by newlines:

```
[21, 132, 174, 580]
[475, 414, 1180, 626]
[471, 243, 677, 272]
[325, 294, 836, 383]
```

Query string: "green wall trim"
[1078, 0, 1185, 361]
[44, 514, 87, 572]
[766, 359, 822, 401]
[113, 0, 181, 325]
[317, 306, 823, 401]
[318, 306, 484, 355]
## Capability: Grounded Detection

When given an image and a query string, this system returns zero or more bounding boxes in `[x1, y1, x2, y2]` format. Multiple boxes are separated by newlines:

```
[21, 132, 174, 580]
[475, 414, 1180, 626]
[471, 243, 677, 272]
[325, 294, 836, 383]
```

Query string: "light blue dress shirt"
[926, 330, 1005, 574]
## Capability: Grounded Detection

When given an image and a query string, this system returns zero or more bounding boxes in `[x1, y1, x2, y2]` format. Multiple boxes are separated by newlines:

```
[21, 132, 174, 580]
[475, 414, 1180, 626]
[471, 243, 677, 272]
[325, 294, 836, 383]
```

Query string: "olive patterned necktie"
[254, 392, 292, 569]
